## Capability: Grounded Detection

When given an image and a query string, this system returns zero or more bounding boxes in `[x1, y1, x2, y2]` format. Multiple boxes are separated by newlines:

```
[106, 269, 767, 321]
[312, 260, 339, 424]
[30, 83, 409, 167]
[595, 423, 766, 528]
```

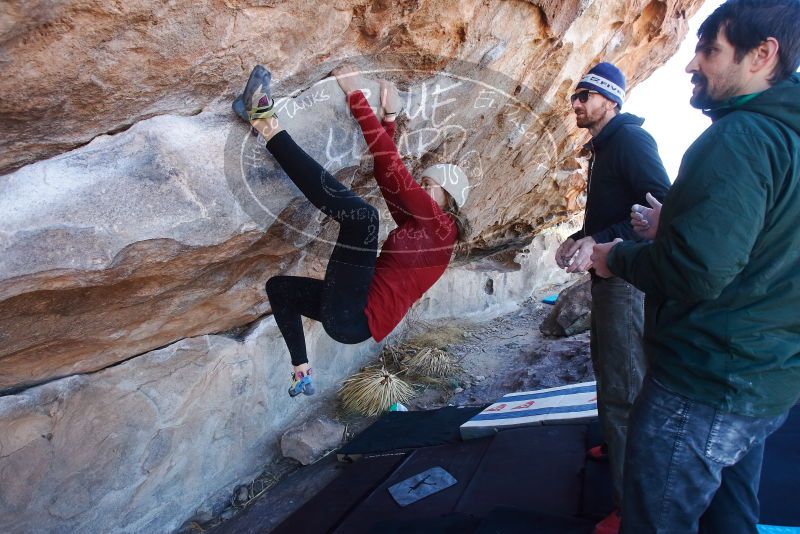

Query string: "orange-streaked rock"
[1, 0, 702, 394]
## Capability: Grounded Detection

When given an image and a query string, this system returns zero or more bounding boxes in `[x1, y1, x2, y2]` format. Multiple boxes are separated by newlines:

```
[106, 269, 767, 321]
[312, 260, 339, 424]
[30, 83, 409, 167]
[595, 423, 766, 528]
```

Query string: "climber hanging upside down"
[232, 65, 471, 398]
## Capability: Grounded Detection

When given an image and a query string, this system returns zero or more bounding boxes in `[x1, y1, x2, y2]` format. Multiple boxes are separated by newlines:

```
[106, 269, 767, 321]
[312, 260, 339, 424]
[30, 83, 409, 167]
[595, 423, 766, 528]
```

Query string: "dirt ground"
[187, 283, 592, 533]
[406, 295, 592, 410]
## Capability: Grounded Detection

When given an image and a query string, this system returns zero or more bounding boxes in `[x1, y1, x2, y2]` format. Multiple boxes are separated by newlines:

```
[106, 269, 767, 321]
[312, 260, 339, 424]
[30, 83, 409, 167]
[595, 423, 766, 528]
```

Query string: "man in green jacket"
[591, 0, 800, 532]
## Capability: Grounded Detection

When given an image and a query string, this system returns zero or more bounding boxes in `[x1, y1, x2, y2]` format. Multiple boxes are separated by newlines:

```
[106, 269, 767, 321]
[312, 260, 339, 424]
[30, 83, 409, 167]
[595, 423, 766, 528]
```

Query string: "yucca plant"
[403, 346, 460, 379]
[338, 366, 414, 416]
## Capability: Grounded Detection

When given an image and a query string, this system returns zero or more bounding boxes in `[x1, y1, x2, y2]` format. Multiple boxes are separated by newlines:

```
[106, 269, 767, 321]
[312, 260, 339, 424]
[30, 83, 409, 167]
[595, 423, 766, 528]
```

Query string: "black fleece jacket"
[569, 113, 671, 243]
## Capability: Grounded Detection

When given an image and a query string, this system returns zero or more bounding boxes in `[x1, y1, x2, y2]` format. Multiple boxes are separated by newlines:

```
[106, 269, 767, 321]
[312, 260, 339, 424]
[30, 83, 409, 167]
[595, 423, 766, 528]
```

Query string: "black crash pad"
[338, 406, 485, 459]
[760, 404, 800, 526]
[271, 453, 405, 534]
[476, 507, 594, 534]
[369, 512, 481, 534]
[333, 437, 493, 533]
[240, 404, 800, 534]
[455, 425, 587, 519]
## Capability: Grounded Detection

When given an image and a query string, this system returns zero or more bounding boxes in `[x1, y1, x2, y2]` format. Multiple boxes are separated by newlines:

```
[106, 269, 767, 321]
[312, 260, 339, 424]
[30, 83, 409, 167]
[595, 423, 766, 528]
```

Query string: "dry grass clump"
[402, 346, 460, 379]
[338, 366, 414, 416]
[402, 320, 466, 348]
[338, 323, 465, 416]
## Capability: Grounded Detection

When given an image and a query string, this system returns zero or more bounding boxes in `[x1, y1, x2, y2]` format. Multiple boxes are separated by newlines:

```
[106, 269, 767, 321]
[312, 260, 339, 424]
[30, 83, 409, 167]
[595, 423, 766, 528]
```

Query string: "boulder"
[0, 317, 376, 534]
[0, 235, 572, 534]
[280, 416, 346, 465]
[540, 274, 592, 336]
[0, 0, 702, 394]
[0, 0, 699, 175]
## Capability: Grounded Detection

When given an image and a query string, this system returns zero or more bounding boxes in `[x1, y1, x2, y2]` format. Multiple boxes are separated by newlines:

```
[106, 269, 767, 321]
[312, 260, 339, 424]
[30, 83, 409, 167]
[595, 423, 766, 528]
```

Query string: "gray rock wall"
[0, 225, 578, 534]
[0, 71, 571, 394]
[0, 317, 376, 534]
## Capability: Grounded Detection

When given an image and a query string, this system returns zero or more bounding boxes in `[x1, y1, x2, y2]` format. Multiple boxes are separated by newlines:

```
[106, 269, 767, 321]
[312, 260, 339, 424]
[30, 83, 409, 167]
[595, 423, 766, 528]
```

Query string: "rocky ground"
[184, 282, 592, 533]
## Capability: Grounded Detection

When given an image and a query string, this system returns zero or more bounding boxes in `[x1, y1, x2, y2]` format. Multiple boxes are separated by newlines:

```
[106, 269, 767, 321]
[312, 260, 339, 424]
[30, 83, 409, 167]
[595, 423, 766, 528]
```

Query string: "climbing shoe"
[288, 368, 315, 397]
[594, 509, 620, 534]
[232, 64, 274, 124]
[587, 442, 609, 461]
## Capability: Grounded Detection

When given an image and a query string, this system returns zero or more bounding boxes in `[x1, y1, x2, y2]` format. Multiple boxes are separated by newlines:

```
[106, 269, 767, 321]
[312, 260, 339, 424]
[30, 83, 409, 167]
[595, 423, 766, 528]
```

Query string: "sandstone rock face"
[419, 228, 578, 321]
[0, 315, 377, 534]
[0, 236, 577, 534]
[1, 0, 701, 393]
[0, 0, 702, 531]
[0, 0, 695, 175]
[0, 73, 567, 392]
[280, 416, 346, 465]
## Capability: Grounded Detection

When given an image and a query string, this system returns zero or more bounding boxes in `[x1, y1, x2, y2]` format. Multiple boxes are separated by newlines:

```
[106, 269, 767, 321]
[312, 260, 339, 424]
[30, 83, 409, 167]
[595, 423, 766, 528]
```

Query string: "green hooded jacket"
[608, 73, 800, 416]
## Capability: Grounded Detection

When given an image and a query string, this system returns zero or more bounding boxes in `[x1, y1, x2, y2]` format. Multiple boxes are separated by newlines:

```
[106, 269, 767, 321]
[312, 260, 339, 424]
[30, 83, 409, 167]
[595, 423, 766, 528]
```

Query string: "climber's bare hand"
[332, 65, 365, 96]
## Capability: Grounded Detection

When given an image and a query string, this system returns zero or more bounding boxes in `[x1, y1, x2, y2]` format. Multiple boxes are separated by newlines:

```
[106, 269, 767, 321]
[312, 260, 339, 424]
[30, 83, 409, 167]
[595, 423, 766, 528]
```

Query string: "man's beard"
[575, 109, 601, 129]
[689, 68, 743, 110]
[690, 73, 716, 109]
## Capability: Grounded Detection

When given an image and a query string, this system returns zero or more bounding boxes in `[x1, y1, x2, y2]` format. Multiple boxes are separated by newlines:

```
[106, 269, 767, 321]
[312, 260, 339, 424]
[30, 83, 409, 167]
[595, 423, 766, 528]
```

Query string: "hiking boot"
[594, 510, 620, 534]
[288, 368, 315, 397]
[587, 442, 609, 461]
[232, 64, 274, 124]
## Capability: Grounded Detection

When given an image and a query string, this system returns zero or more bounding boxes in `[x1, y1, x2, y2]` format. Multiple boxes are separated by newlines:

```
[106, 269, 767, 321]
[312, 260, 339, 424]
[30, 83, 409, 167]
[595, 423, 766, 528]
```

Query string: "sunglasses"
[570, 90, 599, 104]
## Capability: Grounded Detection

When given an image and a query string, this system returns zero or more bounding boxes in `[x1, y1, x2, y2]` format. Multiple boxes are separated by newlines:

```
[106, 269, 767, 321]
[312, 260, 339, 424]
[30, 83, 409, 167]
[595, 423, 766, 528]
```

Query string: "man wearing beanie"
[555, 61, 670, 534]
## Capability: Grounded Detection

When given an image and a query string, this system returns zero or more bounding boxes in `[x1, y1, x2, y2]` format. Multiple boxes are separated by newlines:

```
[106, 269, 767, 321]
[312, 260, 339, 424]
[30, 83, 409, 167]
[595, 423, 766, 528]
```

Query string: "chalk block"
[460, 381, 598, 440]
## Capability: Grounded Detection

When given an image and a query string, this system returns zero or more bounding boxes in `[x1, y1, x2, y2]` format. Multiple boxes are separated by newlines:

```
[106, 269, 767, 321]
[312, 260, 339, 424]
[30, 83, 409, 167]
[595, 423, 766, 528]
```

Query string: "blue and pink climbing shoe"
[288, 368, 315, 397]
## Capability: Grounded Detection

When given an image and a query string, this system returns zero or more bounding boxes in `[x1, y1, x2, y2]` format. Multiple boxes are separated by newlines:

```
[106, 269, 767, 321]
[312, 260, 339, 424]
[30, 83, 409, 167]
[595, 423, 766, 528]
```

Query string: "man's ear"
[750, 36, 780, 77]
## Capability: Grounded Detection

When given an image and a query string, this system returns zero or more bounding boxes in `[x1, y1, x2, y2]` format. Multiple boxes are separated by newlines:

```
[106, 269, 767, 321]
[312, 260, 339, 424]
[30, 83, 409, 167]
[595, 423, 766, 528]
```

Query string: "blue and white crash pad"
[460, 381, 598, 440]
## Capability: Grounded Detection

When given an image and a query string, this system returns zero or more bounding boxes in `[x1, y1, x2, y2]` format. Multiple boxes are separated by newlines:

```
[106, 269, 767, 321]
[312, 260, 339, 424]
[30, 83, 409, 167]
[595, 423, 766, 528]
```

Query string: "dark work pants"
[264, 131, 377, 366]
[590, 275, 647, 509]
[622, 376, 788, 533]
